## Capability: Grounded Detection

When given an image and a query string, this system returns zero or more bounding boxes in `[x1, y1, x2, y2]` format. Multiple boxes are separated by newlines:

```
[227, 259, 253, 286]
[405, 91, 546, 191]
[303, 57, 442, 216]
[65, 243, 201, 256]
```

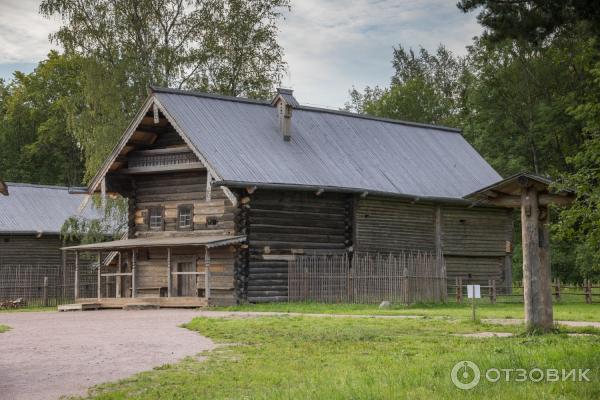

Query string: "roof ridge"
[149, 85, 462, 134]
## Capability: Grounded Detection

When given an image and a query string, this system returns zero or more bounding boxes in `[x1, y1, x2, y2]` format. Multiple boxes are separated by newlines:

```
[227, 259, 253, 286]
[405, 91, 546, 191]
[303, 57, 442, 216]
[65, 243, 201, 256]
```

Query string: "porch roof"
[61, 235, 246, 251]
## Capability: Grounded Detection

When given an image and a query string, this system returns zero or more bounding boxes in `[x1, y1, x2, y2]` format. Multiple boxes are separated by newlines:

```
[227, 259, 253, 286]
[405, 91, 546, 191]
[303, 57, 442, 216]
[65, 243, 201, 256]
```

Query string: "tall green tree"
[40, 0, 290, 180]
[0, 52, 85, 186]
[345, 45, 467, 127]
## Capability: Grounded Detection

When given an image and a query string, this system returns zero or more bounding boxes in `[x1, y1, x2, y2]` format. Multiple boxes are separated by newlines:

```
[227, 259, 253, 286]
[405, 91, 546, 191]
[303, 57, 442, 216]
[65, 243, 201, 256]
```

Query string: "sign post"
[467, 284, 481, 321]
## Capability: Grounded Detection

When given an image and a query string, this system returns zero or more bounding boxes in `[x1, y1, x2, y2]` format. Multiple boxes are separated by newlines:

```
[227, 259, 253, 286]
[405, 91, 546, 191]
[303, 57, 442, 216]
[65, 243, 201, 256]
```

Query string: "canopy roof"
[62, 235, 246, 251]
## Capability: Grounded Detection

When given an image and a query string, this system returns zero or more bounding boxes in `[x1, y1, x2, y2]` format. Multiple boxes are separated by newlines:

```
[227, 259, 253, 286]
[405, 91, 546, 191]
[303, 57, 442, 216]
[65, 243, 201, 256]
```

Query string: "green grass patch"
[81, 316, 600, 399]
[0, 324, 10, 333]
[214, 301, 600, 322]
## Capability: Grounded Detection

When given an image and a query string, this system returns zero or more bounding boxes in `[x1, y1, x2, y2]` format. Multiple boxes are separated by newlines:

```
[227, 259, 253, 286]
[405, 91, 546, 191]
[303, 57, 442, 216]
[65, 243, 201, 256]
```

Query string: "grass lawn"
[214, 301, 600, 322]
[81, 316, 600, 399]
[0, 324, 9, 333]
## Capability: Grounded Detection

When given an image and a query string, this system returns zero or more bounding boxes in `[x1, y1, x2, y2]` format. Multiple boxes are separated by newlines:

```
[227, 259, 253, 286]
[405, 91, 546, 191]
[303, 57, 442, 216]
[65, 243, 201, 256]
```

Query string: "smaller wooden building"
[0, 183, 98, 266]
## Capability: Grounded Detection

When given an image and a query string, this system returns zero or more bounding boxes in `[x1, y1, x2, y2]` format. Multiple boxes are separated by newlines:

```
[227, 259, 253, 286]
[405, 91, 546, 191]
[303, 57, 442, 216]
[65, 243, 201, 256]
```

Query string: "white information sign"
[467, 284, 481, 299]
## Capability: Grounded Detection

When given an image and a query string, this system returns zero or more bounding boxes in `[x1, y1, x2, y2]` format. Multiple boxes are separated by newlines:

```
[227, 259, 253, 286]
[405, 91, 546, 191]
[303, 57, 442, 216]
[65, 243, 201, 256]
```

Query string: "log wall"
[0, 235, 63, 265]
[243, 190, 349, 303]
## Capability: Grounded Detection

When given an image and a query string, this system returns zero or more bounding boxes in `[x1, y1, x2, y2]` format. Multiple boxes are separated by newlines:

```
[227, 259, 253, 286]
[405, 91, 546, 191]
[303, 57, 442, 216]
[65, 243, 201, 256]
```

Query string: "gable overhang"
[88, 93, 222, 194]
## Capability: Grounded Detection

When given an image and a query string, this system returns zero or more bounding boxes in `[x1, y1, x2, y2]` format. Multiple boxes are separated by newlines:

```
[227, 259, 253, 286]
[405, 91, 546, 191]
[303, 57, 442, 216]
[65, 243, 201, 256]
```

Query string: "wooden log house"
[63, 86, 515, 307]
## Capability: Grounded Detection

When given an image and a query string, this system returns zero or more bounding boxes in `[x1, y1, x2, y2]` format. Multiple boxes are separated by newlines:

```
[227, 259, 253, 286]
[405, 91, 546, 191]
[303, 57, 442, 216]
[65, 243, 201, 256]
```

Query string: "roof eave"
[214, 180, 473, 205]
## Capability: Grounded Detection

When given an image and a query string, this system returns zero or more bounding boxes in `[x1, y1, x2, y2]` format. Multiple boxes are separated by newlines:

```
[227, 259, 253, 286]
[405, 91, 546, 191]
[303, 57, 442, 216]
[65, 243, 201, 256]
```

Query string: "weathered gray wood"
[167, 247, 172, 297]
[131, 249, 137, 298]
[74, 251, 80, 299]
[521, 187, 553, 331]
[97, 252, 102, 300]
[205, 248, 211, 300]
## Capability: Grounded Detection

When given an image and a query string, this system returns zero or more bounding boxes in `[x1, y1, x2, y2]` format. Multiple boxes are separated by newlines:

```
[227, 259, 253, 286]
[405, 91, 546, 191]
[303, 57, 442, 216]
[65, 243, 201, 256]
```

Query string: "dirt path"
[0, 310, 214, 400]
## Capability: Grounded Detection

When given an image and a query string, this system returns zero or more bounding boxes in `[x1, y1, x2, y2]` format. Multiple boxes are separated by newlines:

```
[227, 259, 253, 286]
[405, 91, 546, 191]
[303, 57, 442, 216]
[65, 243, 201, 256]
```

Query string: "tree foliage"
[345, 45, 467, 127]
[40, 0, 290, 180]
[0, 51, 85, 186]
[457, 0, 600, 43]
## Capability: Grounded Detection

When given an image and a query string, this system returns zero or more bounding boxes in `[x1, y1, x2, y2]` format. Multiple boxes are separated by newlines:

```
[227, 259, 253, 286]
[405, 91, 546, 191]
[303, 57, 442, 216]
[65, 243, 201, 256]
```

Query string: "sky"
[0, 0, 482, 108]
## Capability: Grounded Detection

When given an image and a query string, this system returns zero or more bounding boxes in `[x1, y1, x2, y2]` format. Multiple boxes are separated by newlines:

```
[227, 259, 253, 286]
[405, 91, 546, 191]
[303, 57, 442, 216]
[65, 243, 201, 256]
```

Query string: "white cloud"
[279, 0, 481, 107]
[0, 0, 481, 107]
[0, 0, 61, 63]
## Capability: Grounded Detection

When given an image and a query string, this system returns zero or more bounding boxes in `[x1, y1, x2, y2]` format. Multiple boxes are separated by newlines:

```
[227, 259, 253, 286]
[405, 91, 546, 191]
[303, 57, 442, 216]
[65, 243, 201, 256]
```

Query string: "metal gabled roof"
[0, 183, 102, 235]
[151, 87, 501, 200]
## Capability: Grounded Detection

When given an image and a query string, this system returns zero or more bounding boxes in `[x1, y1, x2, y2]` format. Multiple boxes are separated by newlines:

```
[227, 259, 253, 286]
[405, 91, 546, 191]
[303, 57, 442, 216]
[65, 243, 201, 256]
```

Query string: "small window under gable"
[149, 206, 164, 230]
[178, 204, 193, 230]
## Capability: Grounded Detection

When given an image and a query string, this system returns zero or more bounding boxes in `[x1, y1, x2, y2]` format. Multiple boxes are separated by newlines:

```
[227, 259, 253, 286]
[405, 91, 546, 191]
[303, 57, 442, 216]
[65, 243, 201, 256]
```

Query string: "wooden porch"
[75, 296, 208, 309]
[61, 235, 245, 309]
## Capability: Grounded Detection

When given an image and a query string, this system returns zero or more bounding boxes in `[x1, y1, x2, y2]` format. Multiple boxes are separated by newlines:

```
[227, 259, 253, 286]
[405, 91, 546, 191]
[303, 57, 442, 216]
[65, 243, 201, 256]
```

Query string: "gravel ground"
[0, 310, 214, 400]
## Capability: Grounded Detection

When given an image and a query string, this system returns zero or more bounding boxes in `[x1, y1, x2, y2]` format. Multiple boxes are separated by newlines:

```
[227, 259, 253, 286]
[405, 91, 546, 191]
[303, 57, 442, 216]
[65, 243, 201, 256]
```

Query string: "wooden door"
[177, 262, 196, 297]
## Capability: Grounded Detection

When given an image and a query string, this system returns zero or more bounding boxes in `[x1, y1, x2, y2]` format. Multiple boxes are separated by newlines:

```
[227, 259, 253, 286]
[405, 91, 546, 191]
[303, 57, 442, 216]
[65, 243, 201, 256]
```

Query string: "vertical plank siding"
[354, 196, 513, 294]
[288, 251, 447, 304]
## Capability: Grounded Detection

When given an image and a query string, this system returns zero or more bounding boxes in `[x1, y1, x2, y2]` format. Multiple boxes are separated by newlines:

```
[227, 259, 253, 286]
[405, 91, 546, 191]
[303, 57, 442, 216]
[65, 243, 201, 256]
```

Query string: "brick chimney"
[271, 88, 299, 141]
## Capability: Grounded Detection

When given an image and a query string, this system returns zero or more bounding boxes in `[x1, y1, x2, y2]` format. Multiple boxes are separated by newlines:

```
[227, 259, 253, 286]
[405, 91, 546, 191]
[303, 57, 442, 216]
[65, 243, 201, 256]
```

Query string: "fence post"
[42, 276, 48, 307]
[554, 278, 561, 302]
[489, 279, 496, 304]
[403, 266, 409, 304]
[585, 279, 592, 304]
[456, 277, 462, 304]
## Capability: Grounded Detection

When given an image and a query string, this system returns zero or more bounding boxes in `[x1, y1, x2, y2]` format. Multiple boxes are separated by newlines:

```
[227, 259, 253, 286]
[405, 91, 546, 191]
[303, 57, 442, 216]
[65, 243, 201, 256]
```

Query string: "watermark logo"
[451, 361, 481, 390]
[451, 361, 591, 390]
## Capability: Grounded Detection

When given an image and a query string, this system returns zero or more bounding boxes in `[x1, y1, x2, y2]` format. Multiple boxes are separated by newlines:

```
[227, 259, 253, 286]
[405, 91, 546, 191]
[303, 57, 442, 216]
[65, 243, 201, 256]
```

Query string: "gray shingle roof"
[149, 87, 502, 200]
[0, 183, 101, 234]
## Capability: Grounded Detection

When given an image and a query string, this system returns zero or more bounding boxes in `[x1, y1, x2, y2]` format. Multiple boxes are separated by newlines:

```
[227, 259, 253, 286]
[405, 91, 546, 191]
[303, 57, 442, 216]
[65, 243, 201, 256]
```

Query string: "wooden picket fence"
[451, 277, 600, 304]
[0, 264, 97, 307]
[288, 251, 447, 304]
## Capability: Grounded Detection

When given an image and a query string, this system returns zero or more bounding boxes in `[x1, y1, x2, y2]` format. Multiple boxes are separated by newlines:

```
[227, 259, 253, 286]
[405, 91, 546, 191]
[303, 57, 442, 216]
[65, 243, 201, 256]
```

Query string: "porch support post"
[116, 252, 122, 298]
[97, 251, 102, 300]
[167, 247, 172, 297]
[132, 249, 137, 298]
[205, 247, 211, 300]
[74, 251, 79, 299]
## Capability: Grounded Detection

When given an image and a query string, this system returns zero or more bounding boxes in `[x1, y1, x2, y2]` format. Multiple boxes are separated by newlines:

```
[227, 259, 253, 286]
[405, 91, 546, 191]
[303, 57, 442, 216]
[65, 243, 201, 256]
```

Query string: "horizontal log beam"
[484, 193, 574, 208]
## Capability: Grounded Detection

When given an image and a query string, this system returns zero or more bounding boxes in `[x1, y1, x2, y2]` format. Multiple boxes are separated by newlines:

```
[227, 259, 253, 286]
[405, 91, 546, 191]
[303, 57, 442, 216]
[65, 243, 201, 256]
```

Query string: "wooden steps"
[58, 303, 101, 312]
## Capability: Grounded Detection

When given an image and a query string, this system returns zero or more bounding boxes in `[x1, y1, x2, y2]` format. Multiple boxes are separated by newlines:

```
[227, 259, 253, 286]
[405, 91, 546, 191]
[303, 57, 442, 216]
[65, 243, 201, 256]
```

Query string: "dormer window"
[178, 204, 193, 230]
[149, 206, 164, 230]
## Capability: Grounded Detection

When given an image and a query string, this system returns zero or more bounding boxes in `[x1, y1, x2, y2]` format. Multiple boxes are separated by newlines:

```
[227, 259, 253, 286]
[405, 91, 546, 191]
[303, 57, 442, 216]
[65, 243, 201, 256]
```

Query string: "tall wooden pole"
[521, 186, 553, 331]
[97, 251, 102, 300]
[167, 247, 172, 297]
[116, 252, 122, 298]
[74, 251, 79, 300]
[131, 249, 137, 298]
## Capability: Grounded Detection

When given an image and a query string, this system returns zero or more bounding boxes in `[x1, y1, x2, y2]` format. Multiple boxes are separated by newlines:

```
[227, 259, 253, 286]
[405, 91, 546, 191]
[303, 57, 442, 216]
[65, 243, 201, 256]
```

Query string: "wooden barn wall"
[132, 171, 236, 236]
[243, 190, 350, 303]
[0, 235, 63, 266]
[354, 196, 513, 291]
[354, 197, 436, 252]
[441, 206, 513, 290]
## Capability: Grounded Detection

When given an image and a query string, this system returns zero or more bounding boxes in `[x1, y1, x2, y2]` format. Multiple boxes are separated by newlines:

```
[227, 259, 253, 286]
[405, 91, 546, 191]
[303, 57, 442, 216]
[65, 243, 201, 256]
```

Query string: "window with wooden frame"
[148, 206, 164, 230]
[177, 204, 193, 230]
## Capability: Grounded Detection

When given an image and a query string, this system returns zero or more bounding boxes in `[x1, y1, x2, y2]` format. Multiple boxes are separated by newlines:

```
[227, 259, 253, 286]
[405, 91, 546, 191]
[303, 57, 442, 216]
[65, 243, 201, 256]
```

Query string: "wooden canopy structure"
[465, 173, 575, 331]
